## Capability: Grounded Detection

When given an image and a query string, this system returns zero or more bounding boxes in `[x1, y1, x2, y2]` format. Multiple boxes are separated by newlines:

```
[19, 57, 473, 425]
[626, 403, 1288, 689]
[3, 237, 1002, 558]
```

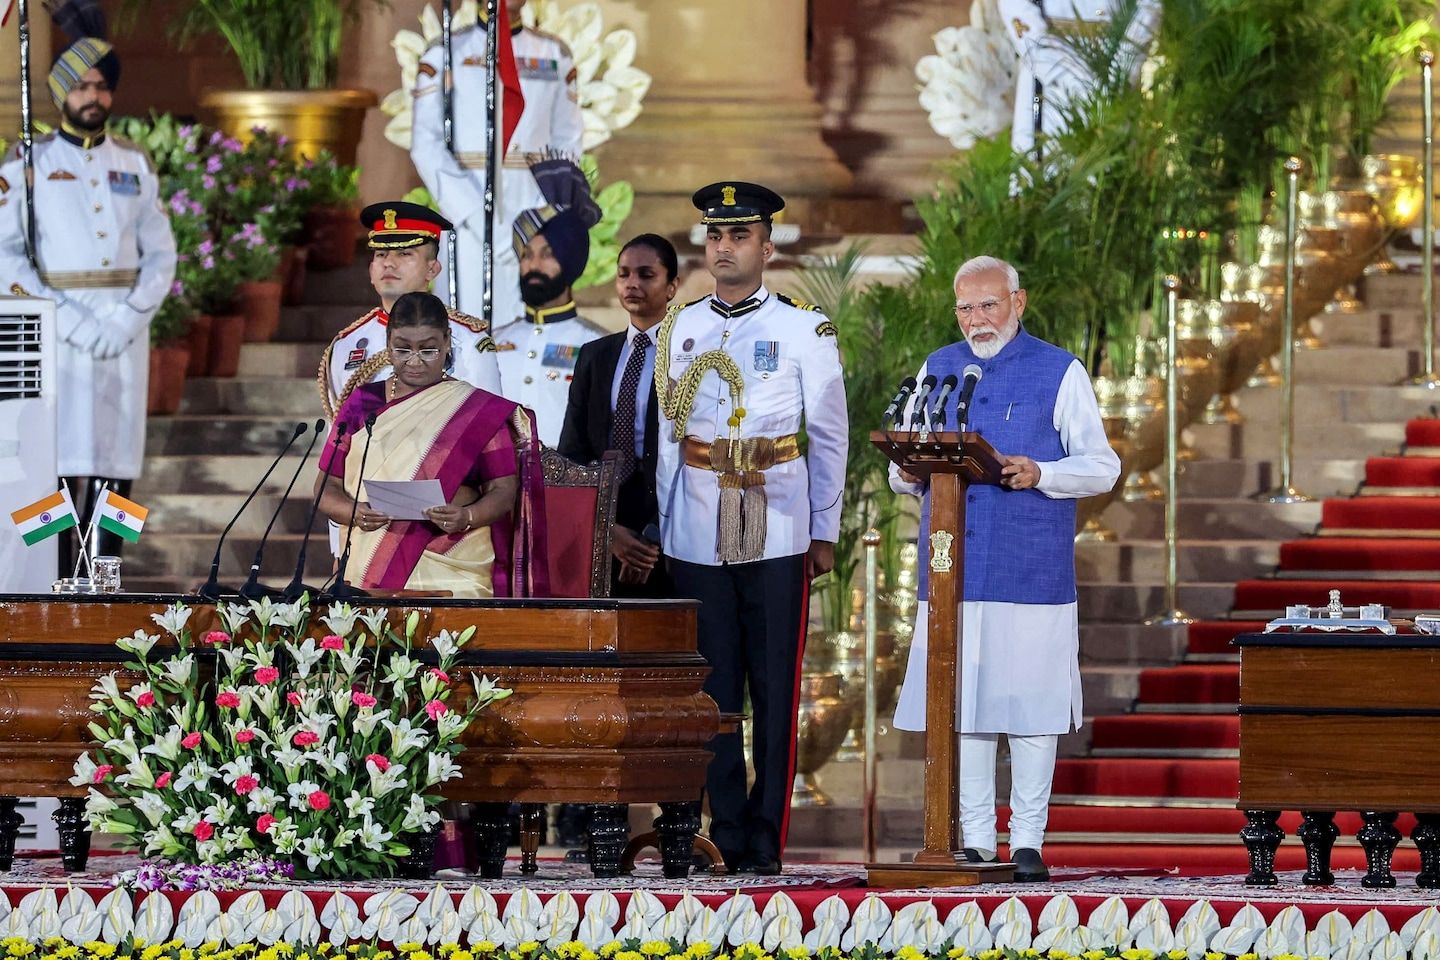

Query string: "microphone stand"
[324, 414, 377, 600]
[239, 419, 326, 600]
[196, 422, 308, 600]
[284, 421, 347, 602]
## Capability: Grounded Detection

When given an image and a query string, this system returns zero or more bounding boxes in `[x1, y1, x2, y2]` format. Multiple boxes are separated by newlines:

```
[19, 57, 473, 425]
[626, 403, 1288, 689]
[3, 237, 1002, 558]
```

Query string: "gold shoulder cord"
[319, 350, 393, 420]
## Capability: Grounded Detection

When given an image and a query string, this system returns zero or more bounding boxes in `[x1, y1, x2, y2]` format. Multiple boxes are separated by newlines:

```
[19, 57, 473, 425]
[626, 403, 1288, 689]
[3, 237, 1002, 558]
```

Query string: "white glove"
[66, 316, 103, 353]
[55, 300, 89, 345]
[89, 303, 149, 361]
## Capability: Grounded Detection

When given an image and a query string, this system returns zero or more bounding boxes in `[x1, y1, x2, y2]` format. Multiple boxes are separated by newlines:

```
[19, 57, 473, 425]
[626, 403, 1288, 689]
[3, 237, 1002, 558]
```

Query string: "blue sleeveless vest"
[916, 329, 1077, 604]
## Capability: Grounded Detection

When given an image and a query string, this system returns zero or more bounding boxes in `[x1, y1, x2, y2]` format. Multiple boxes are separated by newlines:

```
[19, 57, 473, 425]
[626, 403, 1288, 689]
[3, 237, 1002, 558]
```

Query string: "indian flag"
[10, 490, 78, 546]
[95, 490, 148, 544]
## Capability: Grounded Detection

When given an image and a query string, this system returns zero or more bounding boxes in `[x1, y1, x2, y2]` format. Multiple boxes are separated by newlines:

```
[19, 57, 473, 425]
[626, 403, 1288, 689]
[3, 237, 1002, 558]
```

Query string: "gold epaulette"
[778, 293, 820, 312]
[447, 308, 489, 334]
[317, 307, 386, 416]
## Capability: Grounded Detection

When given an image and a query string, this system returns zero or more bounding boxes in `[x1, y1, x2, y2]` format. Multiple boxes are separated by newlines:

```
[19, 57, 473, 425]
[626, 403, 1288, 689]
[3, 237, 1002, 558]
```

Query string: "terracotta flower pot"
[303, 206, 361, 271]
[184, 313, 213, 378]
[208, 312, 246, 378]
[147, 342, 192, 415]
[280, 245, 309, 306]
[238, 279, 283, 343]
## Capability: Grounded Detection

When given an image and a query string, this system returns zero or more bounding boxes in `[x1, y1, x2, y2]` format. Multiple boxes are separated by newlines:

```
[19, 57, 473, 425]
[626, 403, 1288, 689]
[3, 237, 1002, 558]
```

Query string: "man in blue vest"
[889, 255, 1120, 882]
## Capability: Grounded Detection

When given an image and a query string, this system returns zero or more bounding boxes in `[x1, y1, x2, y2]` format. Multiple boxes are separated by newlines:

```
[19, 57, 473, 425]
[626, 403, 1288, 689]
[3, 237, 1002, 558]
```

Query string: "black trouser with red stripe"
[670, 553, 808, 866]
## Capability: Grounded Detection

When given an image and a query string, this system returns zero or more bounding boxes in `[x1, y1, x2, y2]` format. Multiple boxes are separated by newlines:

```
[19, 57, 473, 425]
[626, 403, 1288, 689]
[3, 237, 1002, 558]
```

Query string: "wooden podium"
[867, 429, 1017, 887]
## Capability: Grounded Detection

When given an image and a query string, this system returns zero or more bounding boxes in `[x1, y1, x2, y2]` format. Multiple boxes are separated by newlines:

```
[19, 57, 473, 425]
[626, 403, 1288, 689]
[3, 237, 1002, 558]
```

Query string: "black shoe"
[962, 847, 997, 864]
[1011, 847, 1050, 882]
[735, 853, 782, 875]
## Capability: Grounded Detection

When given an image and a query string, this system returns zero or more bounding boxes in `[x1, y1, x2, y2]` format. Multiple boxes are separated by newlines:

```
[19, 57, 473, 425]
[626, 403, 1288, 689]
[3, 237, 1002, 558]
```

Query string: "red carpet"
[1322, 495, 1440, 528]
[1279, 537, 1440, 570]
[1363, 455, 1440, 486]
[1406, 418, 1440, 446]
[1090, 714, 1237, 750]
[1137, 665, 1239, 702]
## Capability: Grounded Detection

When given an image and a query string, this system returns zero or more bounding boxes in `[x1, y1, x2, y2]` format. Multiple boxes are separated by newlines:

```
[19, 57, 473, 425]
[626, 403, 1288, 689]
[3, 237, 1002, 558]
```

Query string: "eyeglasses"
[391, 347, 442, 364]
[954, 293, 1014, 320]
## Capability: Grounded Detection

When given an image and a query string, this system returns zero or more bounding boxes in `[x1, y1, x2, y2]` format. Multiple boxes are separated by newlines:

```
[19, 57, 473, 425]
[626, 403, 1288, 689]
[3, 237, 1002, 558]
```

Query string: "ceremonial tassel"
[739, 473, 767, 562]
[717, 472, 744, 563]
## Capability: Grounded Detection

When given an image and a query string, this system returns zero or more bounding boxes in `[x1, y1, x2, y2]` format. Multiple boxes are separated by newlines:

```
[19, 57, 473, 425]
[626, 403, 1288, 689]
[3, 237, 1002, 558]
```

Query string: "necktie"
[612, 331, 650, 481]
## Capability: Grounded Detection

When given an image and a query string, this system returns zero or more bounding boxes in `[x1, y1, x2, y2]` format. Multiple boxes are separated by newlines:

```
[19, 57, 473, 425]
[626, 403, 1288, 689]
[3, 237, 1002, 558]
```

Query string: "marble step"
[1101, 498, 1321, 541]
[1311, 307, 1432, 348]
[146, 415, 321, 456]
[127, 493, 318, 536]
[277, 304, 374, 344]
[1185, 416, 1405, 461]
[136, 454, 314, 496]
[1078, 623, 1190, 666]
[1077, 582, 1235, 621]
[296, 257, 375, 307]
[1075, 539, 1278, 583]
[125, 532, 330, 581]
[179, 378, 326, 417]
[1164, 457, 1365, 499]
[1286, 344, 1423, 384]
[237, 342, 329, 379]
[1359, 272, 1426, 311]
[1231, 383, 1440, 427]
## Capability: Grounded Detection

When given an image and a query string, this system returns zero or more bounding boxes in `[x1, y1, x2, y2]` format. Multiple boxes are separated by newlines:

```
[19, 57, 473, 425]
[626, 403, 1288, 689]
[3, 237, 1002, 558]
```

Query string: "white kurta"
[891, 357, 1120, 735]
[410, 25, 584, 329]
[491, 303, 605, 447]
[0, 132, 176, 478]
[655, 287, 848, 565]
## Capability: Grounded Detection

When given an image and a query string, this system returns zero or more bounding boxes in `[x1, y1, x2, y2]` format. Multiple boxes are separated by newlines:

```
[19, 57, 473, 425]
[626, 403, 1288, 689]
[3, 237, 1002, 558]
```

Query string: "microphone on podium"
[325, 413, 378, 600]
[238, 418, 326, 600]
[284, 421, 346, 602]
[955, 364, 984, 431]
[882, 377, 916, 430]
[195, 421, 309, 600]
[908, 375, 938, 432]
[929, 374, 960, 431]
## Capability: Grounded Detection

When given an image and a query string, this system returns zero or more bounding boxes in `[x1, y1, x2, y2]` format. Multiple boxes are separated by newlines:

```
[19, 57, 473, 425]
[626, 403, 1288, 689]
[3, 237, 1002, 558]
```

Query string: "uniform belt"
[42, 269, 139, 290]
[455, 151, 543, 171]
[682, 434, 800, 473]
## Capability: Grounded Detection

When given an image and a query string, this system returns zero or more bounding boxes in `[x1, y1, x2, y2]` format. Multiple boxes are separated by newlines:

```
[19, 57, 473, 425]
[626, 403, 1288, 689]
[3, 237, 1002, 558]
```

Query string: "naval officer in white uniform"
[890, 255, 1120, 882]
[317, 201, 500, 419]
[409, 0, 584, 330]
[655, 182, 848, 875]
[0, 36, 175, 560]
[495, 156, 606, 446]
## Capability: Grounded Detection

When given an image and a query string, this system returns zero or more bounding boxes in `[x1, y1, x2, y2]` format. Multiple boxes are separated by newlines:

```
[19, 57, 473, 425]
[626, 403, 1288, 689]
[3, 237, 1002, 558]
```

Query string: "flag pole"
[482, 0, 500, 335]
[61, 478, 93, 580]
[441, 0, 459, 310]
[17, 0, 38, 272]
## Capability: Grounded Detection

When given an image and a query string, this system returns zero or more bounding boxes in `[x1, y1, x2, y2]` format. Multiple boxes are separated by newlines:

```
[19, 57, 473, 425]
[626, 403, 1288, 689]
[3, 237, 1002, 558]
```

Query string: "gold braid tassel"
[739, 472, 767, 562]
[717, 472, 745, 563]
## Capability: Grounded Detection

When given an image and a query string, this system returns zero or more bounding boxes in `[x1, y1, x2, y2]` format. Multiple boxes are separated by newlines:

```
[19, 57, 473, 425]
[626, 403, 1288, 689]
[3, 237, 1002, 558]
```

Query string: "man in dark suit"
[559, 234, 680, 597]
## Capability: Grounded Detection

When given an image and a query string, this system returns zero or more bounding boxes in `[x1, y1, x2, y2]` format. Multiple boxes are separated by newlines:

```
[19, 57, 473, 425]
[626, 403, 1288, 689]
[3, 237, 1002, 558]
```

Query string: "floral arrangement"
[75, 599, 511, 881]
[381, 0, 651, 153]
[915, 0, 1016, 150]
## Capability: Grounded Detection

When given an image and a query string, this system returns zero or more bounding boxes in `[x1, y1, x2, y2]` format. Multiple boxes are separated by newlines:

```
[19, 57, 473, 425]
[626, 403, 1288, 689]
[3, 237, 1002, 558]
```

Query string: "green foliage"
[298, 150, 362, 208]
[119, 0, 391, 90]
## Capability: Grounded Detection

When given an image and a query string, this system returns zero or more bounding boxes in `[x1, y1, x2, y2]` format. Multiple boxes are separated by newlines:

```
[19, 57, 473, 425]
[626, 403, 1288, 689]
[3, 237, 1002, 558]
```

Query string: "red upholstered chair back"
[539, 448, 620, 598]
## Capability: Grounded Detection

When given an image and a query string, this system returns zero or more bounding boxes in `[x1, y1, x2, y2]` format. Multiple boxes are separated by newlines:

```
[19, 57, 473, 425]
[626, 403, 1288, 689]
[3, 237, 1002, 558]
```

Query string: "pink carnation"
[365, 754, 390, 772]
[256, 813, 277, 834]
[194, 821, 214, 841]
[321, 635, 345, 650]
[155, 771, 172, 789]
[92, 764, 113, 783]
[254, 666, 279, 685]
[424, 699, 448, 721]
[235, 728, 256, 744]
[292, 730, 320, 747]
[215, 691, 241, 709]
[234, 774, 258, 795]
[286, 691, 303, 706]
[307, 789, 330, 811]
[351, 691, 377, 708]
[429, 668, 450, 684]
[135, 691, 156, 708]
[181, 732, 202, 750]
[204, 631, 231, 646]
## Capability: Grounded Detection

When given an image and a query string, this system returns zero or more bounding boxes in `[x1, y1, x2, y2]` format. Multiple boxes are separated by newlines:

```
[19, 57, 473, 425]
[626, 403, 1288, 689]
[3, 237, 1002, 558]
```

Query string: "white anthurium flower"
[1270, 905, 1307, 949]
[1414, 930, 1440, 960]
[803, 919, 844, 951]
[1255, 926, 1293, 960]
[536, 891, 578, 939]
[1373, 933, 1407, 960]
[1354, 911, 1392, 951]
[1402, 908, 1440, 950]
[133, 892, 175, 945]
[1318, 910, 1355, 950]
[761, 891, 800, 927]
[469, 914, 507, 946]
[91, 671, 123, 704]
[762, 913, 803, 952]
[1085, 896, 1128, 938]
[319, 892, 358, 929]
[583, 891, 620, 927]
[1039, 894, 1080, 932]
[394, 914, 427, 946]
[944, 901, 983, 937]
[20, 886, 56, 923]
[627, 889, 665, 925]
[810, 894, 849, 930]
[58, 887, 96, 923]
[996, 918, 1033, 951]
[150, 603, 193, 638]
[173, 908, 208, 947]
[60, 908, 102, 945]
[575, 914, 614, 950]
[116, 629, 159, 659]
[431, 912, 465, 947]
[502, 914, 539, 950]
[1129, 898, 1169, 937]
[254, 909, 286, 947]
[228, 891, 266, 943]
[1033, 926, 1074, 955]
[329, 909, 364, 949]
[401, 793, 440, 832]
[320, 602, 360, 638]
[1233, 904, 1266, 933]
[1136, 917, 1175, 954]
[1179, 900, 1222, 941]
[1306, 929, 1334, 960]
[457, 886, 498, 928]
[1340, 941, 1374, 960]
[1211, 924, 1263, 956]
[727, 911, 765, 948]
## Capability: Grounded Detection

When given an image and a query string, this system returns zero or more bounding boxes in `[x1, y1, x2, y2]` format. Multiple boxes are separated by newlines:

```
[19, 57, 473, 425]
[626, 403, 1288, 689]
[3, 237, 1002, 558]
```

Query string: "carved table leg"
[1414, 814, 1440, 889]
[1297, 811, 1338, 886]
[52, 798, 90, 873]
[0, 799, 21, 872]
[518, 803, 544, 875]
[1240, 810, 1284, 886]
[655, 801, 702, 880]
[1358, 811, 1401, 889]
[470, 802, 510, 880]
[587, 804, 629, 879]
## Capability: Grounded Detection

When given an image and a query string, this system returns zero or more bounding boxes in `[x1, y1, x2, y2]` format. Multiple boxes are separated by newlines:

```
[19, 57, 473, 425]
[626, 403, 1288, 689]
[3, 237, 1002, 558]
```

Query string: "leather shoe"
[962, 847, 997, 864]
[1011, 847, 1050, 882]
[735, 853, 782, 875]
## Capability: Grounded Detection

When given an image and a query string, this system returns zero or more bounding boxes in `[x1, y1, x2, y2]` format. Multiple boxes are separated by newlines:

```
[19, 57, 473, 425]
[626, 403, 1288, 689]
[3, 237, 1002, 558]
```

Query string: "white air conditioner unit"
[0, 296, 57, 593]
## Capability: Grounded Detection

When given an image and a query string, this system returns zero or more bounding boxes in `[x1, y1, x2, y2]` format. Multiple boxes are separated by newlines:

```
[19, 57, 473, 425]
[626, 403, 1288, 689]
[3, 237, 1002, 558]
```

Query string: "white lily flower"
[160, 654, 196, 686]
[218, 756, 255, 780]
[287, 780, 322, 812]
[384, 652, 421, 683]
[353, 707, 386, 736]
[246, 787, 280, 815]
[150, 603, 193, 638]
[271, 747, 307, 777]
[385, 717, 431, 754]
[133, 792, 169, 827]
[298, 835, 333, 871]
[70, 753, 100, 788]
[344, 792, 376, 819]
[84, 787, 118, 821]
[401, 793, 441, 832]
[332, 828, 357, 848]
[426, 752, 461, 785]
[202, 797, 237, 826]
[471, 673, 512, 705]
[272, 825, 300, 854]
[285, 637, 324, 678]
[216, 645, 248, 677]
[337, 649, 368, 676]
[116, 630, 159, 659]
[429, 629, 460, 660]
[357, 608, 390, 637]
[91, 671, 122, 704]
[104, 728, 142, 766]
[369, 764, 409, 798]
[436, 712, 467, 741]
[142, 725, 184, 763]
[173, 760, 215, 794]
[358, 817, 394, 848]
[114, 757, 156, 790]
[320, 602, 360, 638]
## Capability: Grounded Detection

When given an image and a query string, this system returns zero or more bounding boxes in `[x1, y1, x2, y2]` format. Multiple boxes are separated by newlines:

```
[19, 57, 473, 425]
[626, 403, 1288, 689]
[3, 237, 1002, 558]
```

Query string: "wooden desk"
[1236, 631, 1440, 889]
[0, 595, 718, 878]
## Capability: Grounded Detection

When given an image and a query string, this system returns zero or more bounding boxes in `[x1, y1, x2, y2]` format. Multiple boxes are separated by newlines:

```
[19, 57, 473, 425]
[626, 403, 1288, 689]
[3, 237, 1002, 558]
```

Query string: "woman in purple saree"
[314, 293, 547, 597]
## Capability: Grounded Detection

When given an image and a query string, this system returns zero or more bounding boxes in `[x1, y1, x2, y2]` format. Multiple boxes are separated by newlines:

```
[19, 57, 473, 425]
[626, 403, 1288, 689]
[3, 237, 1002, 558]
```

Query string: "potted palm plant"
[120, 0, 383, 163]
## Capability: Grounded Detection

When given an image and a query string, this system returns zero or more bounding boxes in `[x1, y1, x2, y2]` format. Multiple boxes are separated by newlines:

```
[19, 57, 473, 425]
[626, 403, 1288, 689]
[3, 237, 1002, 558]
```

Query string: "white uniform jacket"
[491, 301, 605, 447]
[317, 306, 502, 418]
[410, 25, 584, 327]
[655, 286, 848, 566]
[0, 130, 176, 478]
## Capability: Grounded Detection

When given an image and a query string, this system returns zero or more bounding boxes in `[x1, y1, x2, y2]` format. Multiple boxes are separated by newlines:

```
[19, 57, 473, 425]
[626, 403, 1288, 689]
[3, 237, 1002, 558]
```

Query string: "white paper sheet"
[362, 478, 446, 521]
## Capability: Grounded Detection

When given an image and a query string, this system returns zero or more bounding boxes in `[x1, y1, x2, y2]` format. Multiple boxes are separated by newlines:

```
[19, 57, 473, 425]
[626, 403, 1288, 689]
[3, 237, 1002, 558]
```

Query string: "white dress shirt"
[609, 322, 656, 458]
[891, 355, 1121, 735]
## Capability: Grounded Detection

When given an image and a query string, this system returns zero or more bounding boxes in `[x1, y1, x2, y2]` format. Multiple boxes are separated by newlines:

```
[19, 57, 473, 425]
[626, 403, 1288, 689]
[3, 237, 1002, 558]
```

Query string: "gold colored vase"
[1362, 154, 1423, 274]
[1120, 374, 1166, 502]
[199, 88, 378, 164]
[791, 672, 852, 807]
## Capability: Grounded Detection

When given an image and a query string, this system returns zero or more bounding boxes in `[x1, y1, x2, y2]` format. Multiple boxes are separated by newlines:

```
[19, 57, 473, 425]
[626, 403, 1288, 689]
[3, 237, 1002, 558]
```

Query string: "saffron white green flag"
[95, 490, 148, 544]
[10, 489, 78, 546]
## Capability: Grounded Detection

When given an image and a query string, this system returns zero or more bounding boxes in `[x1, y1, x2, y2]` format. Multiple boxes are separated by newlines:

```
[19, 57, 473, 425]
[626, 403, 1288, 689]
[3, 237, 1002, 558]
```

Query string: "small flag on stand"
[10, 490, 79, 546]
[94, 490, 148, 544]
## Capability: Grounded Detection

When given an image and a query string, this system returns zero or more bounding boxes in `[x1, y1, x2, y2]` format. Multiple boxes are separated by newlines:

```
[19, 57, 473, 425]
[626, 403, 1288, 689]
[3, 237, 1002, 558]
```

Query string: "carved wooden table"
[0, 595, 717, 879]
[1236, 630, 1440, 889]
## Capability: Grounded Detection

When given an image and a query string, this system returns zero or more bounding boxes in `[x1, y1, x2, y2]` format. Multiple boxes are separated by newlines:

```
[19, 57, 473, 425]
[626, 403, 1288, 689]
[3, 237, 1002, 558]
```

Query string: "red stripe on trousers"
[777, 558, 811, 856]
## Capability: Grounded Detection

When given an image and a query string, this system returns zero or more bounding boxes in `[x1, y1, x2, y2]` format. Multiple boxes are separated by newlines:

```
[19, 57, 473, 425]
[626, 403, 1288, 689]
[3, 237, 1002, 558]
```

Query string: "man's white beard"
[966, 316, 1019, 359]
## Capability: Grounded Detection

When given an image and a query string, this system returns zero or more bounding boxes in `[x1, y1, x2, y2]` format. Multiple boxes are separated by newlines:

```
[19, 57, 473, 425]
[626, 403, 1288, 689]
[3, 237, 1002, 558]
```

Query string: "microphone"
[882, 377, 917, 430]
[326, 413, 378, 599]
[955, 364, 984, 431]
[239, 418, 326, 600]
[908, 375, 938, 431]
[930, 374, 959, 431]
[196, 422, 309, 600]
[284, 421, 346, 601]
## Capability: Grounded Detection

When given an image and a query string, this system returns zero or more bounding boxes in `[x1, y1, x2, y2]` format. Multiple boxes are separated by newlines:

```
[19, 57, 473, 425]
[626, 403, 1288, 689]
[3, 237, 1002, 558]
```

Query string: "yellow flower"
[948, 950, 968, 959]
[1022, 952, 1041, 959]
[84, 947, 113, 960]
[453, 952, 474, 960]
[980, 951, 1003, 960]
[1238, 954, 1258, 960]
[1205, 954, 1225, 960]
[1123, 950, 1155, 960]
[640, 945, 671, 958]
[517, 948, 540, 958]
[616, 952, 645, 960]
[1167, 953, 1188, 960]
[474, 947, 497, 956]
[898, 948, 927, 960]
[1084, 952, 1109, 960]
[581, 952, 599, 960]
[58, 950, 80, 960]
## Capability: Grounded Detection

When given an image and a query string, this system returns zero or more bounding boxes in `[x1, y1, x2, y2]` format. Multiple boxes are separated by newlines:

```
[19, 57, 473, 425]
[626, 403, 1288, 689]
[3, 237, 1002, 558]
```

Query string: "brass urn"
[791, 672, 852, 807]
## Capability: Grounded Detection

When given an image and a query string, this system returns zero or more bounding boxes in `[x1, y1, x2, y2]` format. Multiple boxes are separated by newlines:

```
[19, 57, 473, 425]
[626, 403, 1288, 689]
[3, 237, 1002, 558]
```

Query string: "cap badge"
[383, 209, 398, 230]
[721, 186, 737, 207]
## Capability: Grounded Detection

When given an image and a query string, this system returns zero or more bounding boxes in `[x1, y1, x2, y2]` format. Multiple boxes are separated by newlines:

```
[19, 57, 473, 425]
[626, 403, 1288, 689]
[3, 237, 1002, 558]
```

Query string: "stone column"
[338, 0, 427, 202]
[0, 8, 55, 142]
[592, 0, 853, 236]
[809, 0, 961, 208]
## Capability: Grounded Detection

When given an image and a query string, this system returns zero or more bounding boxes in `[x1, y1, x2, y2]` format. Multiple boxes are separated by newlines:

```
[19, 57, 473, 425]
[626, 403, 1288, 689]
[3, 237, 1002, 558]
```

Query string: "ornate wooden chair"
[539, 447, 620, 599]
